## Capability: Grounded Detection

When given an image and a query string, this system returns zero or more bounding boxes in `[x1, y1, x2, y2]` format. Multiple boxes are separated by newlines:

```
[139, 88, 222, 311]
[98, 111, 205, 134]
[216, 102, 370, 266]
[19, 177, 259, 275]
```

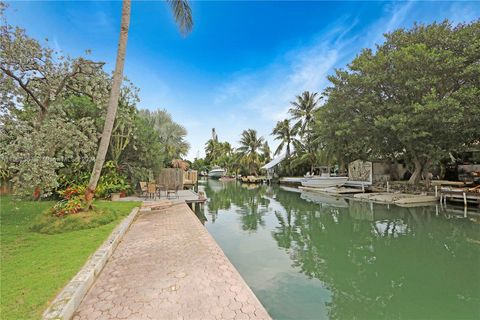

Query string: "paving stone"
[74, 202, 270, 319]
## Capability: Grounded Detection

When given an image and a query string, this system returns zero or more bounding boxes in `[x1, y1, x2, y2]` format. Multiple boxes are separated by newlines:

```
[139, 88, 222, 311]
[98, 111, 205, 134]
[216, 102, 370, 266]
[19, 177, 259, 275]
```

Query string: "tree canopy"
[316, 20, 480, 183]
[0, 9, 189, 198]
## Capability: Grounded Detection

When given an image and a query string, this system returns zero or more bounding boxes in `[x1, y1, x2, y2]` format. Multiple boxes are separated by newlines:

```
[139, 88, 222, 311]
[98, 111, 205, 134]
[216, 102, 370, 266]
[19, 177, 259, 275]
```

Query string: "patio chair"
[147, 183, 157, 199]
[157, 184, 167, 199]
[139, 181, 148, 199]
[167, 185, 179, 199]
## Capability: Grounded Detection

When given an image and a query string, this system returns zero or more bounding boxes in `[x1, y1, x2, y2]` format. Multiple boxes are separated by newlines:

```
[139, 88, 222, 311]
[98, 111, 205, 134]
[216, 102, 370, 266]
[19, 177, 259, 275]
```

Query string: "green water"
[195, 180, 480, 320]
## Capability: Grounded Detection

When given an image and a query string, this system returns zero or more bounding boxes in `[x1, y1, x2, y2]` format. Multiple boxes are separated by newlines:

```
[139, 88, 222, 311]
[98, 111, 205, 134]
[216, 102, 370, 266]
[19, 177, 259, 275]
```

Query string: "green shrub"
[30, 207, 120, 234]
[95, 161, 131, 198]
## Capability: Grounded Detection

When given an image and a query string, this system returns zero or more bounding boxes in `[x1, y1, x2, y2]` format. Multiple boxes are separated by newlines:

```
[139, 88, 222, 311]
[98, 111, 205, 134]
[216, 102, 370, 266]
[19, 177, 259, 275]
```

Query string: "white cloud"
[200, 17, 361, 160]
[448, 2, 480, 25]
[136, 1, 475, 161]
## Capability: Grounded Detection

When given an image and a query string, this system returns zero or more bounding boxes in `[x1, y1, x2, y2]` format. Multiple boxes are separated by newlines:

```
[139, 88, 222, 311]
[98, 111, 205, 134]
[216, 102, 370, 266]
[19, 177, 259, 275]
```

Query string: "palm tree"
[139, 109, 189, 165]
[85, 0, 193, 207]
[205, 139, 221, 164]
[261, 141, 271, 163]
[237, 129, 265, 175]
[271, 119, 298, 156]
[289, 91, 321, 136]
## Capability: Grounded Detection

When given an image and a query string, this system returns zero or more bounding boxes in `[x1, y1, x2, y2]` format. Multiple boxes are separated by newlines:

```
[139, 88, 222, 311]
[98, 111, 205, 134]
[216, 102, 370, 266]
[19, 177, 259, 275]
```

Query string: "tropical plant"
[139, 109, 190, 165]
[191, 157, 208, 173]
[271, 119, 298, 156]
[289, 91, 321, 136]
[95, 161, 131, 198]
[52, 185, 86, 216]
[261, 141, 271, 163]
[237, 129, 265, 175]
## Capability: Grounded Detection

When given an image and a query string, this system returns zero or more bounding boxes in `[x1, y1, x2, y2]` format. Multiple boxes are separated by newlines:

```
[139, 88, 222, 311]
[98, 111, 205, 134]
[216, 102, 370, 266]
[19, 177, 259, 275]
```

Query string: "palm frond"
[167, 0, 193, 35]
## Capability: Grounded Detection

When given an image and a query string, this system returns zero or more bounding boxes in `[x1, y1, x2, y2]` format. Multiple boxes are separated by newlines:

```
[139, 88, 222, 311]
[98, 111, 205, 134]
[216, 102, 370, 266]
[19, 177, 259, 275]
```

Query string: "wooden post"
[386, 181, 390, 193]
[435, 186, 438, 198]
[463, 192, 467, 207]
[362, 183, 365, 193]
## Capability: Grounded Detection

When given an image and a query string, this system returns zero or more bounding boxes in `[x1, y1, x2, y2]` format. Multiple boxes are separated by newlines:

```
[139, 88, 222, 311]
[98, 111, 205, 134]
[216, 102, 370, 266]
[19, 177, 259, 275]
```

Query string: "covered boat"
[301, 166, 348, 188]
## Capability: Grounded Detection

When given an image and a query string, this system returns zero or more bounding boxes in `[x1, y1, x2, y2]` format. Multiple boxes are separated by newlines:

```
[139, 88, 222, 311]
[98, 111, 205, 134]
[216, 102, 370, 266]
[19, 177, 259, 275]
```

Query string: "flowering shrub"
[51, 185, 86, 216]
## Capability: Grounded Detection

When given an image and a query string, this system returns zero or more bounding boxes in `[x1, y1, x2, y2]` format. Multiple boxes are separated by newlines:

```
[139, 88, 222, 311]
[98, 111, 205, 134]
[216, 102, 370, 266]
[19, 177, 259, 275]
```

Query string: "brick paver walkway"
[74, 203, 270, 320]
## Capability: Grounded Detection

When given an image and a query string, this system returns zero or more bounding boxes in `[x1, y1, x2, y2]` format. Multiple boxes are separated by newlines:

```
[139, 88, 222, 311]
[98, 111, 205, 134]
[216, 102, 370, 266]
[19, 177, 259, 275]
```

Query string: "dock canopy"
[262, 152, 287, 170]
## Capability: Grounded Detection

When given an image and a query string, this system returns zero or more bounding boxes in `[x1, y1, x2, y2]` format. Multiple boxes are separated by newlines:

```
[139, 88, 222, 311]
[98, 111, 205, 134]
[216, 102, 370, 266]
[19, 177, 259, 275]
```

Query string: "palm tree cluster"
[237, 129, 265, 176]
[272, 91, 328, 175]
[195, 129, 270, 176]
[195, 91, 323, 177]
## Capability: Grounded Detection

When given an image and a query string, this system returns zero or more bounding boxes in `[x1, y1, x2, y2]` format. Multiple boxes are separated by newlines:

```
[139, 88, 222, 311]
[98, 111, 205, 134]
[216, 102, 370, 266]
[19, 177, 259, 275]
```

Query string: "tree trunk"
[84, 0, 131, 208]
[408, 158, 423, 185]
[423, 159, 432, 188]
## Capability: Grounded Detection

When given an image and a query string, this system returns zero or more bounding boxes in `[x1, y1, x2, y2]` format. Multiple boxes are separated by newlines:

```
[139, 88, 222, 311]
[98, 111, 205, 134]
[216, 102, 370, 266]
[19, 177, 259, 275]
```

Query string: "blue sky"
[5, 1, 480, 160]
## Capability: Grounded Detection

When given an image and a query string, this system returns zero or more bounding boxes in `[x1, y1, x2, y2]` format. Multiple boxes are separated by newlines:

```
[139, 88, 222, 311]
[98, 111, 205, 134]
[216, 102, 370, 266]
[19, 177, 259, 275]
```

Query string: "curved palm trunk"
[85, 0, 131, 208]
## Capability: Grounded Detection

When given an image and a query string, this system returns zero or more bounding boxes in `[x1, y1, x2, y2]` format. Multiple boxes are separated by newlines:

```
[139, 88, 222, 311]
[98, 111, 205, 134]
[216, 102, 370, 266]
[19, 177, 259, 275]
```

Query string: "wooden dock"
[439, 188, 480, 207]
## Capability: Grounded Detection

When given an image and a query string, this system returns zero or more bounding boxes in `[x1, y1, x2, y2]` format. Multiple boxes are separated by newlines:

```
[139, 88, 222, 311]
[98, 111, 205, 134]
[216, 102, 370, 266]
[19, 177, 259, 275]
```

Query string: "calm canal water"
[195, 180, 480, 320]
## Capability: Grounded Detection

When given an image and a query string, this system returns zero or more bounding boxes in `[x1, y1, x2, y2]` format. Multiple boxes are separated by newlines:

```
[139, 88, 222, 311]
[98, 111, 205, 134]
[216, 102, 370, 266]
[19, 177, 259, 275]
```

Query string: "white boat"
[301, 174, 348, 188]
[208, 167, 226, 179]
[301, 166, 348, 188]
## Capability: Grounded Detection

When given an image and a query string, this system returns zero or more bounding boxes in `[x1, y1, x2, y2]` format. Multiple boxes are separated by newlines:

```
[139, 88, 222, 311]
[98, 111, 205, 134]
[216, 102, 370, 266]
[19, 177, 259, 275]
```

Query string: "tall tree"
[138, 109, 189, 165]
[271, 119, 298, 156]
[237, 129, 265, 175]
[205, 139, 221, 164]
[317, 20, 480, 184]
[0, 17, 105, 122]
[261, 141, 271, 163]
[289, 91, 321, 136]
[85, 0, 193, 206]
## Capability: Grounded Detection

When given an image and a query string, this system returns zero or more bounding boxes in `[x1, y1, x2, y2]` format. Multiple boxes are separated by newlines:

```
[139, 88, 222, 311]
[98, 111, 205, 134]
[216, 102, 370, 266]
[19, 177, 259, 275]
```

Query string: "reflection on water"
[196, 180, 480, 320]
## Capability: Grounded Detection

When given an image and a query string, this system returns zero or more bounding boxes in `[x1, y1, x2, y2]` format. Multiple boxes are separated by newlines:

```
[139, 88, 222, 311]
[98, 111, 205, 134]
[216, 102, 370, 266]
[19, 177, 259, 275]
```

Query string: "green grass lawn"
[0, 196, 140, 319]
